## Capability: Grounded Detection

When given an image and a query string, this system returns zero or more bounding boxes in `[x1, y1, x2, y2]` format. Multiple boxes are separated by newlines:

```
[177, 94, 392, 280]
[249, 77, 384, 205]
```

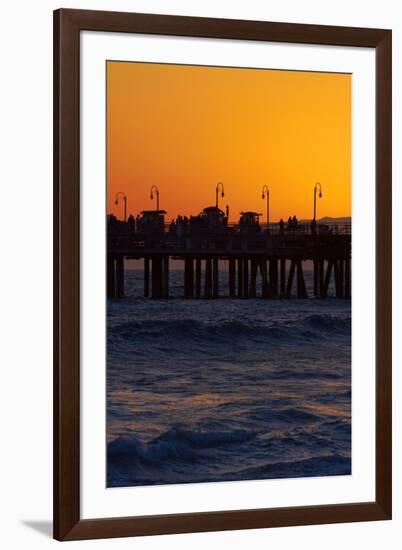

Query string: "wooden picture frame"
[53, 8, 392, 541]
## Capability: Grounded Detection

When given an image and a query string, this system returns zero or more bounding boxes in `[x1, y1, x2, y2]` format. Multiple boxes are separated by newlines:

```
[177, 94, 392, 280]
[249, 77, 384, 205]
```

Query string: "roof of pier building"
[140, 209, 167, 218]
[202, 206, 225, 215]
[240, 211, 262, 220]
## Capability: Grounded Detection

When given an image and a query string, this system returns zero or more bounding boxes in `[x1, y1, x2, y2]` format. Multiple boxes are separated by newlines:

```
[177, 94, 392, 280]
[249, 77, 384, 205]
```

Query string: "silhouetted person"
[279, 218, 284, 235]
[176, 216, 184, 244]
[287, 216, 292, 232]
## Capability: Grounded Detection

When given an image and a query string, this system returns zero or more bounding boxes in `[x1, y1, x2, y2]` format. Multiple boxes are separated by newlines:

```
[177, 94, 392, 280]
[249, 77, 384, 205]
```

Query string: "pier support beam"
[286, 259, 296, 298]
[116, 256, 125, 298]
[144, 257, 150, 298]
[229, 259, 236, 297]
[195, 258, 201, 298]
[212, 258, 219, 298]
[313, 259, 319, 297]
[237, 258, 243, 298]
[322, 260, 333, 298]
[269, 258, 278, 297]
[184, 257, 194, 298]
[334, 261, 340, 297]
[107, 256, 116, 299]
[243, 258, 249, 298]
[318, 259, 324, 297]
[296, 260, 308, 298]
[345, 259, 351, 299]
[163, 256, 169, 298]
[249, 258, 258, 297]
[339, 260, 344, 298]
[205, 258, 212, 298]
[260, 259, 269, 298]
[280, 258, 286, 297]
[151, 257, 163, 299]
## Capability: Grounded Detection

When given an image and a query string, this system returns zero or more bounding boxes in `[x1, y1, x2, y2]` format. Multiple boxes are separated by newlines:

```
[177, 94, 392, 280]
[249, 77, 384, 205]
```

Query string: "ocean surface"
[107, 263, 351, 487]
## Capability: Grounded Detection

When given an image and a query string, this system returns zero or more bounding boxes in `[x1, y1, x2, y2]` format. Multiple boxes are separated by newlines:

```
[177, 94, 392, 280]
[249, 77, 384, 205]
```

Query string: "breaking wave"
[108, 314, 350, 349]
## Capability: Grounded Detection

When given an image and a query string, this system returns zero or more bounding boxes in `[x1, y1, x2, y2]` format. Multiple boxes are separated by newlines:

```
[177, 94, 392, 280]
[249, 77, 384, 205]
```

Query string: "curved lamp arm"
[114, 191, 127, 221]
[215, 182, 225, 208]
[150, 185, 160, 211]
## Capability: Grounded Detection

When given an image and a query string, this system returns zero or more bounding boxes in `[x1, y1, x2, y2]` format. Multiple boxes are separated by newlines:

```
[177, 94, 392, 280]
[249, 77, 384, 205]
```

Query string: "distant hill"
[297, 216, 351, 225]
[319, 216, 351, 224]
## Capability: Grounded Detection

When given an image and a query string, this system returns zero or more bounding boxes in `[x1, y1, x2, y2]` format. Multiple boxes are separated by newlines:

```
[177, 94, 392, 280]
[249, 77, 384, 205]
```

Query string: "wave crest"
[108, 427, 256, 466]
[109, 314, 350, 349]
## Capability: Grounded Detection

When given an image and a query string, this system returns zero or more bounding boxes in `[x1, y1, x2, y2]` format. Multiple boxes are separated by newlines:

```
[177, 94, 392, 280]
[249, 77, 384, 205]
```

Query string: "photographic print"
[106, 60, 352, 488]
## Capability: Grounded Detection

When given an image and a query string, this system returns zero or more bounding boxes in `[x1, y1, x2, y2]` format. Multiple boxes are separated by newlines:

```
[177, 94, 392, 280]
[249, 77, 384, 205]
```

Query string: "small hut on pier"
[138, 209, 167, 244]
[239, 211, 262, 233]
[199, 206, 228, 227]
[187, 206, 229, 248]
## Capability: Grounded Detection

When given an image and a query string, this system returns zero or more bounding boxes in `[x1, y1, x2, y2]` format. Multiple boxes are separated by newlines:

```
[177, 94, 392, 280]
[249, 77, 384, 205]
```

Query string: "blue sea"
[107, 262, 351, 487]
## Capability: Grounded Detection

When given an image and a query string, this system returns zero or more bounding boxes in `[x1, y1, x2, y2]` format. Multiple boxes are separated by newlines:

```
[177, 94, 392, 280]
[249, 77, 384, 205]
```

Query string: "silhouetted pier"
[107, 209, 351, 300]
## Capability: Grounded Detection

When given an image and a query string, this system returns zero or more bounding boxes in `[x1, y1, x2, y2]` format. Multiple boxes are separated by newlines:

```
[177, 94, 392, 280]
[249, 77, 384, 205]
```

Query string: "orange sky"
[107, 61, 351, 222]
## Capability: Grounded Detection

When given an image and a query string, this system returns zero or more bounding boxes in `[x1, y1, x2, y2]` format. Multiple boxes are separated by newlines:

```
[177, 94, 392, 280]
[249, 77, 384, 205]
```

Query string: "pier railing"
[108, 220, 351, 252]
[165, 221, 351, 236]
[227, 222, 352, 235]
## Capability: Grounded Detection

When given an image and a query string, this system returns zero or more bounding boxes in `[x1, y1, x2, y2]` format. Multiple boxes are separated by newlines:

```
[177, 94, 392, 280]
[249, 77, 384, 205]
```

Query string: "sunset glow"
[107, 61, 351, 222]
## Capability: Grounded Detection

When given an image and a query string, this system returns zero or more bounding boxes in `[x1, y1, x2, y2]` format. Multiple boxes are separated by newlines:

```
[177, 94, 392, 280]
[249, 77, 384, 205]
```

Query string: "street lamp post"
[261, 185, 270, 233]
[115, 191, 127, 221]
[150, 185, 160, 211]
[215, 182, 224, 209]
[313, 182, 323, 222]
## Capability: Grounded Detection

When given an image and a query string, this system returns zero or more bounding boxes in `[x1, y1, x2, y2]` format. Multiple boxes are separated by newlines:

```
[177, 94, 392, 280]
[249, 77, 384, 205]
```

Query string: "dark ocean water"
[107, 264, 351, 487]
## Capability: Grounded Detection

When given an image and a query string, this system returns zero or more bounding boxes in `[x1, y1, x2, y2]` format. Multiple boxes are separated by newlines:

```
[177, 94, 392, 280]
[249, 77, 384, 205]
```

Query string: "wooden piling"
[195, 258, 201, 298]
[237, 258, 243, 298]
[213, 258, 219, 298]
[189, 257, 194, 297]
[205, 258, 212, 298]
[280, 258, 286, 297]
[334, 261, 340, 297]
[144, 257, 150, 298]
[107, 256, 116, 299]
[243, 258, 249, 298]
[259, 258, 270, 298]
[286, 259, 296, 298]
[345, 258, 351, 299]
[151, 257, 163, 298]
[229, 259, 236, 297]
[318, 259, 324, 297]
[339, 260, 344, 298]
[322, 260, 333, 298]
[163, 256, 169, 298]
[116, 256, 125, 298]
[334, 260, 345, 298]
[269, 259, 273, 296]
[296, 260, 308, 298]
[184, 257, 194, 298]
[313, 259, 319, 297]
[260, 259, 269, 298]
[249, 258, 257, 297]
[270, 258, 278, 296]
